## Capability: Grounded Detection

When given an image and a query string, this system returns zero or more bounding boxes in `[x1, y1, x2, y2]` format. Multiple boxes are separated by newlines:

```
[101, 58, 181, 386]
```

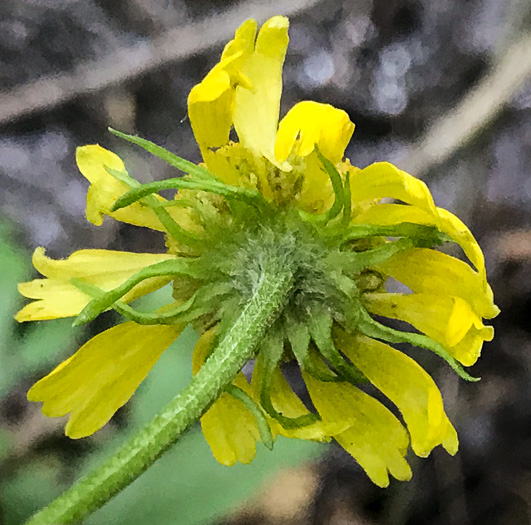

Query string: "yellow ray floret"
[77, 145, 170, 230]
[364, 292, 493, 365]
[274, 101, 354, 164]
[377, 247, 498, 320]
[340, 333, 458, 457]
[353, 203, 489, 281]
[188, 16, 289, 164]
[231, 16, 289, 162]
[304, 373, 412, 488]
[28, 322, 184, 438]
[349, 163, 439, 218]
[16, 248, 175, 321]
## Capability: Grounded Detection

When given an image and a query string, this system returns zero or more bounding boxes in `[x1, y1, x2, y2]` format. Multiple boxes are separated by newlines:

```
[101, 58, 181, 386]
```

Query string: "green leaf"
[109, 128, 215, 180]
[315, 147, 345, 223]
[72, 258, 205, 326]
[357, 309, 479, 382]
[285, 319, 338, 381]
[308, 307, 367, 384]
[226, 385, 274, 450]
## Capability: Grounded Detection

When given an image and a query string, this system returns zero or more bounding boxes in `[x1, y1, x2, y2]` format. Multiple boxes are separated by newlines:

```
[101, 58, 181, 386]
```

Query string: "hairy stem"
[25, 263, 294, 525]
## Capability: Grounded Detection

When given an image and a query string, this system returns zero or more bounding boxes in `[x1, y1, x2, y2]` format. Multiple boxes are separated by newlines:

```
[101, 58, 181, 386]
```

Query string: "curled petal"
[365, 291, 495, 366]
[304, 374, 412, 487]
[446, 323, 494, 367]
[15, 248, 174, 321]
[275, 101, 354, 164]
[365, 293, 479, 348]
[188, 19, 257, 159]
[349, 163, 439, 218]
[339, 332, 459, 457]
[220, 18, 257, 62]
[377, 246, 499, 320]
[268, 369, 348, 441]
[28, 322, 183, 438]
[188, 68, 236, 155]
[76, 145, 165, 229]
[353, 203, 488, 280]
[437, 207, 487, 280]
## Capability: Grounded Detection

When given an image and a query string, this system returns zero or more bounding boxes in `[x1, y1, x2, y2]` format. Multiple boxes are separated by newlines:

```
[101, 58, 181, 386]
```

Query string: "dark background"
[0, 0, 530, 524]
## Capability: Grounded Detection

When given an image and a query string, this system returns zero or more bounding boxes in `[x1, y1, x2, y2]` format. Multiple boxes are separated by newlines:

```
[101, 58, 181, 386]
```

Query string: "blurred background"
[0, 0, 530, 523]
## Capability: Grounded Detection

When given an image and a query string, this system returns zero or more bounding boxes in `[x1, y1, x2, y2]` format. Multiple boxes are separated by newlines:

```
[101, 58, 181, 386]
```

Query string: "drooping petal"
[28, 322, 183, 438]
[338, 332, 459, 457]
[437, 206, 487, 280]
[377, 247, 499, 319]
[268, 368, 348, 441]
[232, 16, 289, 161]
[193, 327, 261, 465]
[348, 163, 439, 218]
[77, 145, 167, 230]
[365, 292, 478, 348]
[449, 323, 494, 366]
[201, 384, 261, 466]
[274, 101, 354, 164]
[15, 248, 175, 321]
[364, 291, 494, 366]
[353, 203, 488, 279]
[304, 374, 412, 487]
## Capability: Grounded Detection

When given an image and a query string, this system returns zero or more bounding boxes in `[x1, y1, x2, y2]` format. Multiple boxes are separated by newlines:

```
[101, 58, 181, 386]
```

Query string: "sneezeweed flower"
[17, 15, 499, 488]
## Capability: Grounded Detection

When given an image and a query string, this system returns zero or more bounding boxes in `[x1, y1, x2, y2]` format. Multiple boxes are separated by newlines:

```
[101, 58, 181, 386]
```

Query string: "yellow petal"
[28, 322, 183, 438]
[447, 323, 494, 367]
[353, 203, 488, 279]
[349, 163, 439, 217]
[268, 368, 347, 441]
[220, 18, 257, 62]
[188, 67, 236, 155]
[192, 326, 260, 465]
[378, 247, 499, 320]
[339, 332, 459, 457]
[188, 19, 257, 159]
[232, 16, 289, 161]
[365, 292, 478, 348]
[304, 374, 412, 487]
[15, 248, 174, 321]
[201, 390, 260, 466]
[274, 101, 355, 164]
[297, 153, 335, 213]
[437, 206, 486, 280]
[76, 145, 166, 230]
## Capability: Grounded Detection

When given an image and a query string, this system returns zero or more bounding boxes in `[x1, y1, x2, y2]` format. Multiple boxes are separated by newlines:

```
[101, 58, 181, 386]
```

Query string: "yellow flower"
[17, 15, 498, 486]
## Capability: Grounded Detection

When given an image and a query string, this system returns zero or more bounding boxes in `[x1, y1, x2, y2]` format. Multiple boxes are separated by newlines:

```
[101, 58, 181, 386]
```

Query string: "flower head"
[17, 16, 498, 487]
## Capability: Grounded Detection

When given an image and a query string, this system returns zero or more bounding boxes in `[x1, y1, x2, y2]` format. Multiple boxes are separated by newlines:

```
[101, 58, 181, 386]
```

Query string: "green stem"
[25, 264, 294, 525]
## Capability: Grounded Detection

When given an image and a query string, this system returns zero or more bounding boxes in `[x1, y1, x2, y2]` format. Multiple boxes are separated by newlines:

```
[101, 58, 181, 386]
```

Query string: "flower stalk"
[24, 262, 294, 525]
